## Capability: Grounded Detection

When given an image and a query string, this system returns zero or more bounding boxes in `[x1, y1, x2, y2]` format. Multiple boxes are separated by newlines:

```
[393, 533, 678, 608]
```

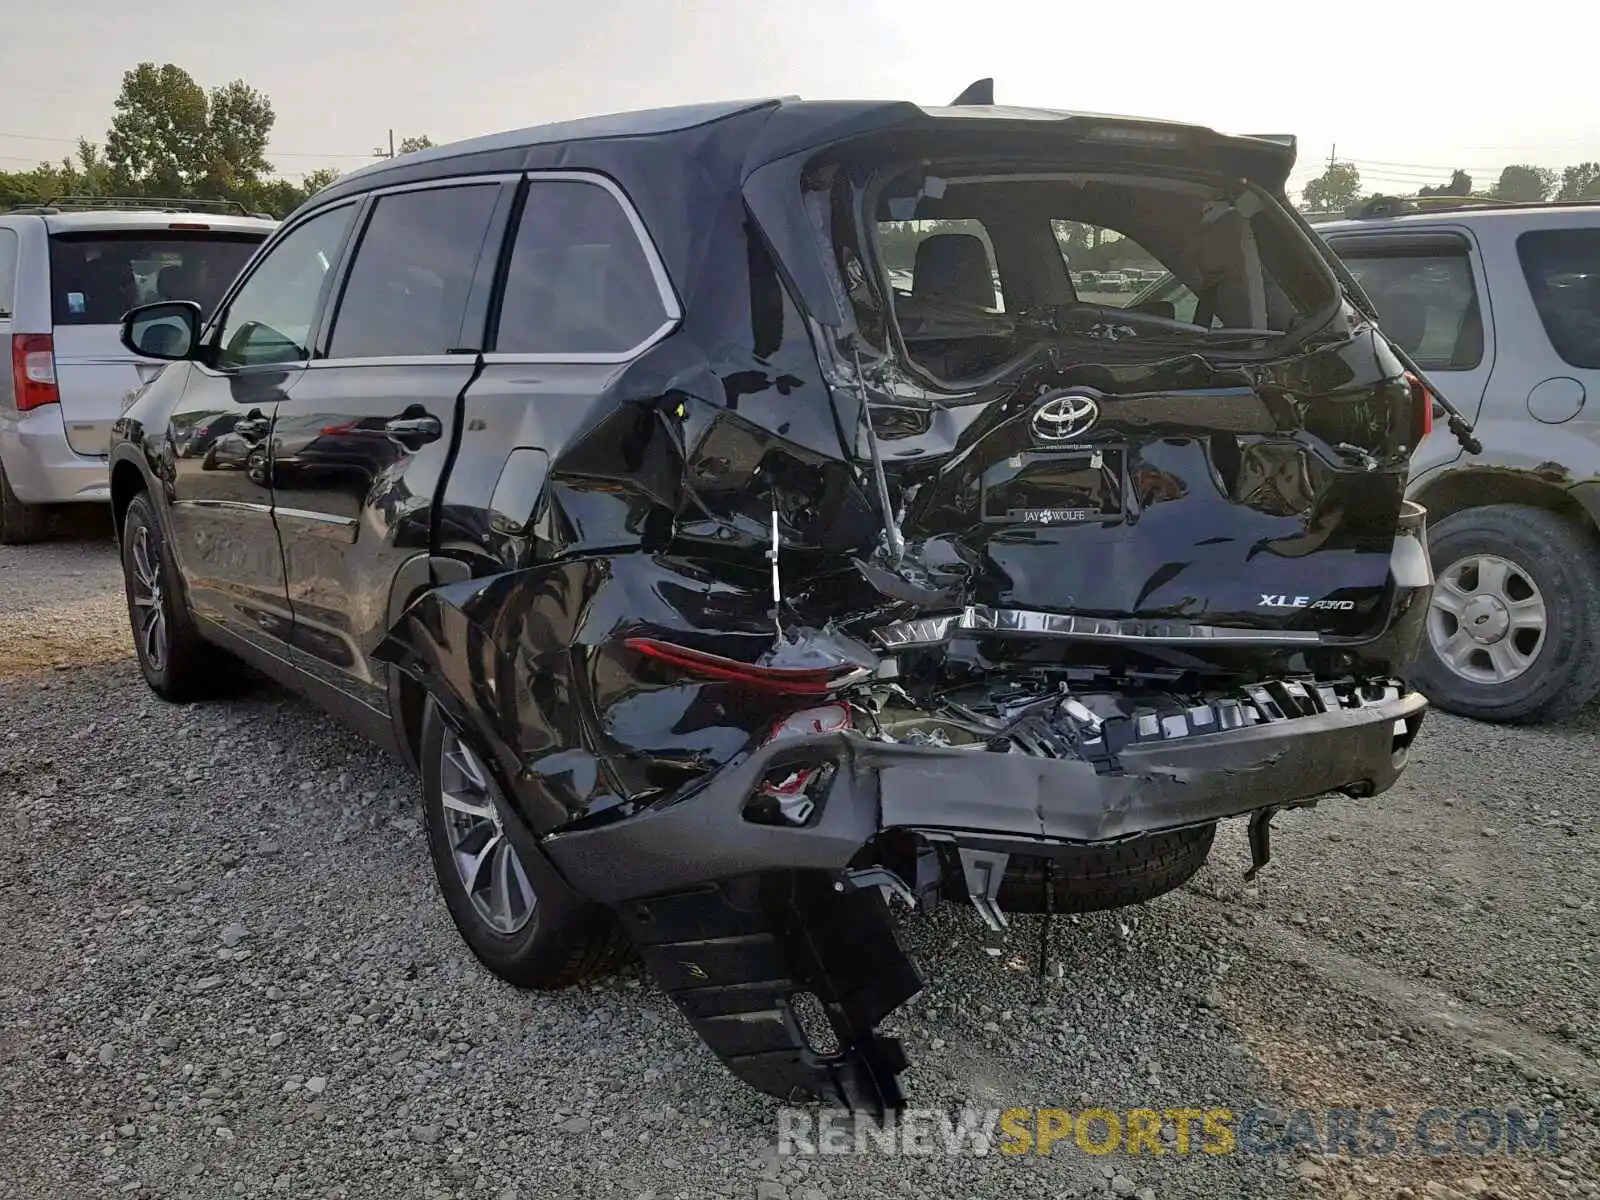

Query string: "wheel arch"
[1413, 467, 1594, 533]
[383, 554, 474, 772]
[109, 457, 150, 539]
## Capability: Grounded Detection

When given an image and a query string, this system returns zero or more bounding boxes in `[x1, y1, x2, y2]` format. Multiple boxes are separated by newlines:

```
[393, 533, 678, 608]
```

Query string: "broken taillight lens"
[753, 704, 850, 825]
[625, 638, 864, 695]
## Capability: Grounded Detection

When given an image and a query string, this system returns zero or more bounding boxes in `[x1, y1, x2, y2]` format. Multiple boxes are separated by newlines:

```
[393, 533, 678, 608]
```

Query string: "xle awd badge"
[1259, 594, 1357, 611]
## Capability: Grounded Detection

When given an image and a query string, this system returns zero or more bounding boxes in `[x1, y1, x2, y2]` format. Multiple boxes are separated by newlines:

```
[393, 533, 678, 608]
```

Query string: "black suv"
[110, 90, 1440, 1114]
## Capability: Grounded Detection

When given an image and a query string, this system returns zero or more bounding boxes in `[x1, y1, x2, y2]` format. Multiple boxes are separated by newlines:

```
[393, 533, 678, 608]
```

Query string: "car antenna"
[949, 77, 994, 106]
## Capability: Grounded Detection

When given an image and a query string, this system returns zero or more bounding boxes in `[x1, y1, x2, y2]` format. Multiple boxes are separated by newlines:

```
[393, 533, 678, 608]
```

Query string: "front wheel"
[1412, 504, 1600, 723]
[120, 492, 242, 700]
[420, 703, 629, 989]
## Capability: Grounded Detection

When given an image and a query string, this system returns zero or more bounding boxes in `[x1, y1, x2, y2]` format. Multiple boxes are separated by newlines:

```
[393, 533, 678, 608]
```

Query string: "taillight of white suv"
[10, 334, 59, 411]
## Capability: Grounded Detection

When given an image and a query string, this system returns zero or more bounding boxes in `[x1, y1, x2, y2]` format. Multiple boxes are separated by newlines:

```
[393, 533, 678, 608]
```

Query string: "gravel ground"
[2, 526, 1597, 1200]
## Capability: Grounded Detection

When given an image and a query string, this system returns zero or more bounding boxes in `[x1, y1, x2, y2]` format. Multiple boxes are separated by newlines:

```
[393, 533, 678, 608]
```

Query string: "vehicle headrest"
[912, 233, 992, 308]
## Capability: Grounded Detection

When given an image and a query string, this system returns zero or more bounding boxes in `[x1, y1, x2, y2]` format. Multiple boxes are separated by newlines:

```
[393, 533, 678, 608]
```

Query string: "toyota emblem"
[1031, 392, 1100, 442]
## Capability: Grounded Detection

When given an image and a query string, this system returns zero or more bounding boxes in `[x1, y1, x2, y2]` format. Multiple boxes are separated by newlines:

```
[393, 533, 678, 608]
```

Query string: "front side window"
[1333, 244, 1483, 370]
[215, 205, 355, 369]
[326, 184, 501, 359]
[493, 179, 673, 356]
[48, 232, 264, 326]
[1516, 228, 1600, 370]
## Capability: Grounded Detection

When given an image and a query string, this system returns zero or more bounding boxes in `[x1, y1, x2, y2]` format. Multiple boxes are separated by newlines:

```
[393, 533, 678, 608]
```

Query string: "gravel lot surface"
[2, 526, 1597, 1200]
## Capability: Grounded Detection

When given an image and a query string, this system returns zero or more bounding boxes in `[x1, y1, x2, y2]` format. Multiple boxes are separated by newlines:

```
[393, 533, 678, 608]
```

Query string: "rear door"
[46, 226, 267, 456]
[269, 176, 514, 713]
[1321, 227, 1494, 479]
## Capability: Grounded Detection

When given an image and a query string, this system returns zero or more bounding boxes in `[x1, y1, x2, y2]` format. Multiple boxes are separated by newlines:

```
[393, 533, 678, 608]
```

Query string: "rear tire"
[0, 458, 51, 545]
[420, 703, 630, 989]
[1412, 504, 1600, 723]
[989, 824, 1217, 915]
[120, 491, 243, 701]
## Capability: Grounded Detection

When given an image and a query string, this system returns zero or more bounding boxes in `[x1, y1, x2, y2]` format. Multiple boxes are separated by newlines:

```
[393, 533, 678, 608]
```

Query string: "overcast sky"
[3, 0, 1595, 201]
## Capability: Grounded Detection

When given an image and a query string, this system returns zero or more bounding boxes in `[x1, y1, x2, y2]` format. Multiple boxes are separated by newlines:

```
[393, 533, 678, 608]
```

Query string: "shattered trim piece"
[874, 605, 1325, 648]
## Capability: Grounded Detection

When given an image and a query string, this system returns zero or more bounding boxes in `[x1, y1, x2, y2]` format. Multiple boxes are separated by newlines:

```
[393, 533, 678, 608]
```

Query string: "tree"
[1302, 162, 1362, 213]
[103, 63, 277, 200]
[1419, 169, 1473, 197]
[1558, 162, 1600, 201]
[301, 167, 341, 194]
[199, 80, 275, 197]
[375, 134, 436, 157]
[105, 63, 211, 194]
[1491, 164, 1557, 203]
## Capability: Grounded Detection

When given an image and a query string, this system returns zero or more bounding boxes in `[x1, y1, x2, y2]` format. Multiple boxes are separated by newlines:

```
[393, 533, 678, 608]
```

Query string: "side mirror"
[121, 301, 202, 361]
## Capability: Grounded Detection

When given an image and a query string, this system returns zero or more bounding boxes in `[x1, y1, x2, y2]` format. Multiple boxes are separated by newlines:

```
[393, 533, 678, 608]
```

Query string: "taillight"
[1404, 371, 1433, 440]
[320, 420, 358, 436]
[624, 637, 871, 695]
[11, 334, 59, 411]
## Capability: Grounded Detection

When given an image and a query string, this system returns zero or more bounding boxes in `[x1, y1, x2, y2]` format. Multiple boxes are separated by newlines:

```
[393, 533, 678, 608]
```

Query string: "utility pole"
[388, 129, 396, 159]
[1328, 143, 1337, 169]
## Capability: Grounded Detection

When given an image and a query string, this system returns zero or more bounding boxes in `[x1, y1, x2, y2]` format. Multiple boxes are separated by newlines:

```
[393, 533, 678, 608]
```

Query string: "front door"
[164, 202, 360, 655]
[268, 178, 512, 712]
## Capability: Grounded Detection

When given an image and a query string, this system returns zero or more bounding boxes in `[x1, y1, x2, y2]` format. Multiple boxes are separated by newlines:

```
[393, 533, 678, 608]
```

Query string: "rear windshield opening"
[47, 232, 265, 326]
[854, 168, 1337, 387]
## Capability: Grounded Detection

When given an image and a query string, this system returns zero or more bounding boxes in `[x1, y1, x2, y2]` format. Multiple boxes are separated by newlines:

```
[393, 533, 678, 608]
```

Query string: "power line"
[0, 130, 379, 160]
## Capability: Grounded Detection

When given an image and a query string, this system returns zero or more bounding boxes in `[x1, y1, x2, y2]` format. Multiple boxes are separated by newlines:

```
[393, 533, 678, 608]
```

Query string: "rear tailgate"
[47, 229, 265, 456]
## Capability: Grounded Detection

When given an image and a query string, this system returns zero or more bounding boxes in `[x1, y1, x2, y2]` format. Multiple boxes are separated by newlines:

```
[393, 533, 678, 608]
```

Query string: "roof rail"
[5, 195, 274, 219]
[1351, 193, 1600, 219]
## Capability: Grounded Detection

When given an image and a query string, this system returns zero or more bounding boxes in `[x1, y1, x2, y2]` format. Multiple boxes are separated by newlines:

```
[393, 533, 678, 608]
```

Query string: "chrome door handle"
[384, 415, 443, 440]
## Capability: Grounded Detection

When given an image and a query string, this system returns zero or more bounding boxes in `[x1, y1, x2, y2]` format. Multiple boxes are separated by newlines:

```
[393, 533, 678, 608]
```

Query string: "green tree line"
[0, 62, 433, 217]
[1300, 159, 1600, 215]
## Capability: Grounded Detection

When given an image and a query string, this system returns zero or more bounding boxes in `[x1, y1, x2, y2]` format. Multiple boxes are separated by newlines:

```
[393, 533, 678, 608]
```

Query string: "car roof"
[323, 95, 1298, 199]
[1316, 201, 1600, 237]
[30, 211, 278, 234]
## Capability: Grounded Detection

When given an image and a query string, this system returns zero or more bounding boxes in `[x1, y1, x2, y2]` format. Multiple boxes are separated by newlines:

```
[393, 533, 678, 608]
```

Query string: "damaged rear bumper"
[542, 683, 1428, 904]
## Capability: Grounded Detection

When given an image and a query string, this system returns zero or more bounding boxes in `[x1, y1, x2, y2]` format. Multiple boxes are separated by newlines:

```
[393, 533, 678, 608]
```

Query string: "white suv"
[1318, 199, 1600, 723]
[0, 198, 275, 542]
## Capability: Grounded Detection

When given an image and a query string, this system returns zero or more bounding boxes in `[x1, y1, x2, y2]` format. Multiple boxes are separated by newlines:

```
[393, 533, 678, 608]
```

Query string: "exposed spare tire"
[982, 824, 1217, 915]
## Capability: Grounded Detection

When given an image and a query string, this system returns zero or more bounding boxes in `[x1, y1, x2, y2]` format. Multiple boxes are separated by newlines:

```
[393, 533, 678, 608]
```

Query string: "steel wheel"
[438, 730, 536, 935]
[129, 524, 168, 672]
[1427, 553, 1547, 685]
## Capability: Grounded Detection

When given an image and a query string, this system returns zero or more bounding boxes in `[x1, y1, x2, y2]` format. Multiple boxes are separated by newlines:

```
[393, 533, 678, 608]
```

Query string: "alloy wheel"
[438, 729, 537, 935]
[129, 525, 168, 672]
[1427, 553, 1547, 685]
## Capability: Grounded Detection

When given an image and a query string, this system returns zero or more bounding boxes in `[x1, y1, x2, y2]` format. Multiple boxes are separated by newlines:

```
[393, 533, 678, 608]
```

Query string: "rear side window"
[493, 179, 674, 356]
[327, 184, 501, 359]
[1330, 238, 1484, 370]
[1517, 229, 1600, 369]
[0, 228, 18, 318]
[47, 232, 263, 326]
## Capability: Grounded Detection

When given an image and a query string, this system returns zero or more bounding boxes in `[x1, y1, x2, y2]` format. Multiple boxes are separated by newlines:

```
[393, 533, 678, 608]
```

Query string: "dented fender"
[373, 552, 847, 839]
